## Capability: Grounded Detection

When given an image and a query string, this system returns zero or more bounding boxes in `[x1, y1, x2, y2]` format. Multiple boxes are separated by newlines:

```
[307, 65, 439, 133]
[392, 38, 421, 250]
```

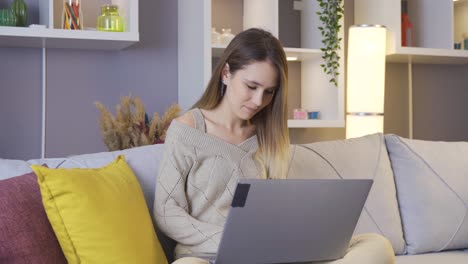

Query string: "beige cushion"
[395, 251, 468, 264]
[28, 144, 165, 212]
[386, 134, 468, 254]
[288, 133, 406, 255]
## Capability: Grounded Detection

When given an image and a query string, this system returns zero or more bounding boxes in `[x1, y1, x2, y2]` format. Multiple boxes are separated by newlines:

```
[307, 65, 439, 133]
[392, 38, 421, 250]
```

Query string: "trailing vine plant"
[316, 0, 344, 87]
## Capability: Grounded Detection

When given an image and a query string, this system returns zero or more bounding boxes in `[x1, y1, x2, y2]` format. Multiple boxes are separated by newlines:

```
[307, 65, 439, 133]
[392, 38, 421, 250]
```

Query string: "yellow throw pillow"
[31, 155, 167, 264]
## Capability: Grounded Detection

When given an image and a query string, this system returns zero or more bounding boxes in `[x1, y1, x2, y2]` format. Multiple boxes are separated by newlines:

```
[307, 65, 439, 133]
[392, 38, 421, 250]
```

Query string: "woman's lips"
[244, 106, 258, 114]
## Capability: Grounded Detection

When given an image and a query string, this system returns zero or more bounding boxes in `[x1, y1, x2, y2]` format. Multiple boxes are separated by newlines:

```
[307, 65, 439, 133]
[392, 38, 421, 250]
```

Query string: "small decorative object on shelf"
[0, 8, 17, 26]
[95, 96, 181, 151]
[401, 0, 414, 47]
[308, 111, 321, 120]
[10, 0, 27, 27]
[111, 0, 127, 21]
[317, 0, 344, 87]
[97, 4, 124, 32]
[463, 33, 468, 50]
[220, 28, 235, 46]
[293, 108, 308, 120]
[62, 0, 82, 30]
[211, 27, 221, 46]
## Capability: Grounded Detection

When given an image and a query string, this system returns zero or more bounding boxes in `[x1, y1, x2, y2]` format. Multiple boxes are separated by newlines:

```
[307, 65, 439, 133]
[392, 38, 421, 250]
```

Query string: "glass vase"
[0, 9, 17, 27]
[10, 0, 27, 27]
[62, 0, 83, 30]
[96, 4, 124, 32]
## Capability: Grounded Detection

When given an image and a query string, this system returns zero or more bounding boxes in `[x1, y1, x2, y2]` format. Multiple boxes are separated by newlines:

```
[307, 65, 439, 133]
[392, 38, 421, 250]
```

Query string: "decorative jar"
[97, 4, 124, 32]
[10, 0, 27, 27]
[293, 108, 308, 120]
[62, 0, 83, 30]
[0, 9, 17, 27]
[307, 111, 320, 120]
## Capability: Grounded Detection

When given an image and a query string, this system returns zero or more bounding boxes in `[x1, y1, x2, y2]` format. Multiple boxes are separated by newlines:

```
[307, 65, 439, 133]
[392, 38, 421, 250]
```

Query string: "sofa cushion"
[395, 250, 468, 264]
[29, 143, 165, 214]
[386, 134, 468, 254]
[28, 144, 176, 262]
[288, 133, 406, 255]
[0, 171, 67, 263]
[0, 159, 32, 180]
[31, 155, 167, 264]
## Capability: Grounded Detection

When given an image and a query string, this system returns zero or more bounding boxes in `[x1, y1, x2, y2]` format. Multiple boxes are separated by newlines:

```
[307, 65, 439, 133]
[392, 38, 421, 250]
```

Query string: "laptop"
[195, 178, 373, 264]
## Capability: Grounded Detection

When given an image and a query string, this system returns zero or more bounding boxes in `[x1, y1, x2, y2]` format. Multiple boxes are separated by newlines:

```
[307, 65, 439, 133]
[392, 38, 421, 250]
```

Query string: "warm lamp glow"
[346, 25, 387, 139]
[346, 115, 384, 139]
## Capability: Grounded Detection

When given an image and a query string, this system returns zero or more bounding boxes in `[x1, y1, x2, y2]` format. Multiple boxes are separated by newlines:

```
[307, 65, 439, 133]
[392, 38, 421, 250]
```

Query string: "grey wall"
[412, 64, 468, 141]
[0, 48, 42, 159]
[0, 0, 177, 159]
[380, 63, 468, 142]
[384, 63, 410, 138]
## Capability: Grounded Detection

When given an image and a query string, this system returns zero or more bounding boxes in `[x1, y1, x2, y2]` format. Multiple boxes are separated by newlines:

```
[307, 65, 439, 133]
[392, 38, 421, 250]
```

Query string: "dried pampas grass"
[95, 96, 181, 151]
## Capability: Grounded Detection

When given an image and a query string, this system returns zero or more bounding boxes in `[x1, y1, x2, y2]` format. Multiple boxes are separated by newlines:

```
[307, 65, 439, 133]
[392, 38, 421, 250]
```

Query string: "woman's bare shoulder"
[175, 111, 195, 128]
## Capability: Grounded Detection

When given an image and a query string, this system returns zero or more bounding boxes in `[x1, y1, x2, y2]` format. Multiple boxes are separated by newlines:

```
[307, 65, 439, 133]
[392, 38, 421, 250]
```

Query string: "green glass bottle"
[10, 0, 27, 27]
[97, 4, 124, 32]
[0, 8, 17, 26]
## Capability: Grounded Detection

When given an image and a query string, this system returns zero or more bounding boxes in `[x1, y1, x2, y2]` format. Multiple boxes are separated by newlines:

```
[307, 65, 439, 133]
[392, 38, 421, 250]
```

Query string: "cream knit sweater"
[153, 108, 260, 258]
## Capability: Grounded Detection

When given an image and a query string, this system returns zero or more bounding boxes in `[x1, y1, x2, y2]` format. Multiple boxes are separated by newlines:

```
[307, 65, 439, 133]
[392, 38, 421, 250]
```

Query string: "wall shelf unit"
[355, 0, 468, 64]
[178, 0, 345, 128]
[0, 0, 138, 50]
[287, 119, 344, 128]
[212, 45, 322, 61]
[0, 0, 139, 158]
[354, 0, 468, 139]
[387, 47, 468, 64]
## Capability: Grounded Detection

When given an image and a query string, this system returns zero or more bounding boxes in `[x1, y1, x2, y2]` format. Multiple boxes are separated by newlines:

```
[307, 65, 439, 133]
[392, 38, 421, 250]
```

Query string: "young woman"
[154, 28, 394, 264]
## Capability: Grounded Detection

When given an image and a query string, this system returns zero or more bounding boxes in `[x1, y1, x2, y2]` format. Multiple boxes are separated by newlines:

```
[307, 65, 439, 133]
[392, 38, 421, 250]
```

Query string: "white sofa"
[1, 133, 467, 263]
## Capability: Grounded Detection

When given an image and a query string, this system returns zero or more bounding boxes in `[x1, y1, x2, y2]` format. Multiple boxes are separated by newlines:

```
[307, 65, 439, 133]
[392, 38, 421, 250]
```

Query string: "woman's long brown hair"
[192, 28, 290, 179]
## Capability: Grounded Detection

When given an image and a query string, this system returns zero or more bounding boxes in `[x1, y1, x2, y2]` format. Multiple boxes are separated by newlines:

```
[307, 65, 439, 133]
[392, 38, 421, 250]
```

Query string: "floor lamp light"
[346, 25, 387, 139]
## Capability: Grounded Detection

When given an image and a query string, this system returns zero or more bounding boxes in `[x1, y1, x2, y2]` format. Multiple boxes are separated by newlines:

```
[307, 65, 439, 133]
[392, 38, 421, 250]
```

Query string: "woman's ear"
[222, 63, 230, 83]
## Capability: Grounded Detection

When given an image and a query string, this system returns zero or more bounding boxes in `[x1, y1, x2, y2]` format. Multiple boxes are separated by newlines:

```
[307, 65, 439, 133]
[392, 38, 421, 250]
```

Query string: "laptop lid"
[214, 179, 373, 264]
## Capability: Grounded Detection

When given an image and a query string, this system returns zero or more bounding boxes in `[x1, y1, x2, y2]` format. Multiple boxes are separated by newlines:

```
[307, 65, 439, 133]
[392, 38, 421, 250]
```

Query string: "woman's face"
[223, 61, 278, 121]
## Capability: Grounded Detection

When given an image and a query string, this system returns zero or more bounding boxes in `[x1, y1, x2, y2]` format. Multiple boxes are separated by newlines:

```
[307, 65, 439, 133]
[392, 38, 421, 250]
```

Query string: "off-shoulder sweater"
[153, 108, 260, 258]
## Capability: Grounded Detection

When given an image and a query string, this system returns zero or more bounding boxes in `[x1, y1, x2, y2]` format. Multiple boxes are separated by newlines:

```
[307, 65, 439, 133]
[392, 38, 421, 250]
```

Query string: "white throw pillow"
[288, 133, 406, 255]
[385, 134, 468, 254]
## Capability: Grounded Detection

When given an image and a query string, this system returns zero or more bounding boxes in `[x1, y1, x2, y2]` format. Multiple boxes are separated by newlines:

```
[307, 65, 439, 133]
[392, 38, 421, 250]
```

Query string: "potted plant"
[95, 96, 181, 150]
[317, 0, 344, 87]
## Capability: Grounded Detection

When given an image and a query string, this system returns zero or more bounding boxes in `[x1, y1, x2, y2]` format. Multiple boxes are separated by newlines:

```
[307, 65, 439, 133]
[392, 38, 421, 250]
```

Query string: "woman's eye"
[266, 89, 275, 95]
[247, 85, 256, 90]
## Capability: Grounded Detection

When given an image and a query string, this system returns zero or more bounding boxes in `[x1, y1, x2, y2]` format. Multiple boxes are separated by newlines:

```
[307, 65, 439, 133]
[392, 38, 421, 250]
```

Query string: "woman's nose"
[251, 90, 264, 107]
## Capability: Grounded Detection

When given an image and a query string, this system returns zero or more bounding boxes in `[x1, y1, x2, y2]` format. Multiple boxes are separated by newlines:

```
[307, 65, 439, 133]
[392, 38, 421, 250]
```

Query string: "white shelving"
[287, 119, 344, 128]
[178, 0, 345, 128]
[212, 46, 322, 62]
[355, 0, 468, 64]
[0, 0, 138, 50]
[387, 46, 468, 64]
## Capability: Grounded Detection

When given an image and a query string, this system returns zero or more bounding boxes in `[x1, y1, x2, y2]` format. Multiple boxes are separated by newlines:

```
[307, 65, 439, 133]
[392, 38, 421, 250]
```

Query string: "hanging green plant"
[317, 0, 344, 87]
